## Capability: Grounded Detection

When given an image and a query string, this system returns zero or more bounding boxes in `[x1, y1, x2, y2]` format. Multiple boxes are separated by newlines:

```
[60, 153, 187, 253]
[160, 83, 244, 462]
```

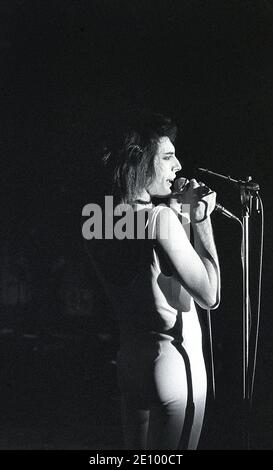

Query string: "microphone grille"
[173, 177, 189, 193]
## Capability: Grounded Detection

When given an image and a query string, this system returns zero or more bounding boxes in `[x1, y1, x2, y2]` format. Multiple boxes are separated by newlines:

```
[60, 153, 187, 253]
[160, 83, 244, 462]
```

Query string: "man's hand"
[170, 179, 217, 223]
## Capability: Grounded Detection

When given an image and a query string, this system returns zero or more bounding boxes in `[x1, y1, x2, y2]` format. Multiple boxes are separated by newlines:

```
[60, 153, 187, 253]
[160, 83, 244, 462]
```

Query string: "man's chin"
[151, 191, 171, 200]
[160, 190, 172, 197]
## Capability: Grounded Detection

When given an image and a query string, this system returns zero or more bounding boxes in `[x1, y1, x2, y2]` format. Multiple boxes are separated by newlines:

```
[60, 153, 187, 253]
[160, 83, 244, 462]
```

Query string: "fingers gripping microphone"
[172, 177, 241, 223]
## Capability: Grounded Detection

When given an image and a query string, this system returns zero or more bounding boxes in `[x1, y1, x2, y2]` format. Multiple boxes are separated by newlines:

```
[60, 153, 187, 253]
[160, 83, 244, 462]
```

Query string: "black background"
[1, 0, 273, 449]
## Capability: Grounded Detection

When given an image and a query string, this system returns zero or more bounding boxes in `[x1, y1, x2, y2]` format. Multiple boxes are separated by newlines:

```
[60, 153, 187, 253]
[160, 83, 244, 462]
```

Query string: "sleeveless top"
[88, 203, 198, 346]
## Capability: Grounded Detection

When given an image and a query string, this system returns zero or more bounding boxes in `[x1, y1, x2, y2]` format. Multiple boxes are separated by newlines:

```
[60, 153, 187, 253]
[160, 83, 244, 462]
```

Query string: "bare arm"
[157, 179, 220, 310]
[191, 216, 220, 309]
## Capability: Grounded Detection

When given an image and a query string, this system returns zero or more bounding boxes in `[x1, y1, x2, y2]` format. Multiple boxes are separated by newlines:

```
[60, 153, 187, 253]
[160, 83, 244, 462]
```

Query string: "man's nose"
[173, 156, 182, 172]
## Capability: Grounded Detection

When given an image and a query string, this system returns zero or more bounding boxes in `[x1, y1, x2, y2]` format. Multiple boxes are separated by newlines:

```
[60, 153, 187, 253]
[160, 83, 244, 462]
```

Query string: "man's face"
[147, 136, 182, 197]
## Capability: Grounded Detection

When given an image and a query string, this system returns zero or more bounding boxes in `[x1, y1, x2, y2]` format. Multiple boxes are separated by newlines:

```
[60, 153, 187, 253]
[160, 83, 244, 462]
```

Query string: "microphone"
[172, 177, 241, 223]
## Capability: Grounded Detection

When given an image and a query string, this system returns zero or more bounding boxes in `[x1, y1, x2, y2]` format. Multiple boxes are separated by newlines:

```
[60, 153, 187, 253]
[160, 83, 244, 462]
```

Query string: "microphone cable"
[249, 193, 264, 405]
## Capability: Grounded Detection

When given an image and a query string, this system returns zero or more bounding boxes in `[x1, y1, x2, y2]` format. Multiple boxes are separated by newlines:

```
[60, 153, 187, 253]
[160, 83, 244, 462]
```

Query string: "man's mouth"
[166, 178, 175, 188]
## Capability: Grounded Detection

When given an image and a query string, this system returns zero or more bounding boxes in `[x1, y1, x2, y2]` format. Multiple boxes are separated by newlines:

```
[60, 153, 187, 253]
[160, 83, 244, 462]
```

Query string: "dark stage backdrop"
[1, 0, 273, 450]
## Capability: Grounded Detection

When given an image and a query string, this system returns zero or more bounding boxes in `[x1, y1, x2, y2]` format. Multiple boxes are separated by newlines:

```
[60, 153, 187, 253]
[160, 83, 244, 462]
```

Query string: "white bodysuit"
[90, 204, 208, 449]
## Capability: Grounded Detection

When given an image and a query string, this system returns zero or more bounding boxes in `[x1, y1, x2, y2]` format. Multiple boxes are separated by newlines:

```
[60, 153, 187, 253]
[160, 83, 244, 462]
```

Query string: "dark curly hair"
[102, 112, 177, 204]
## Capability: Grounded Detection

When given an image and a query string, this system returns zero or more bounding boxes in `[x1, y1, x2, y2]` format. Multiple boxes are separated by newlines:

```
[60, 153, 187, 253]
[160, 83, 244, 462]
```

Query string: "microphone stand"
[239, 177, 261, 449]
[239, 177, 259, 400]
[198, 168, 261, 448]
